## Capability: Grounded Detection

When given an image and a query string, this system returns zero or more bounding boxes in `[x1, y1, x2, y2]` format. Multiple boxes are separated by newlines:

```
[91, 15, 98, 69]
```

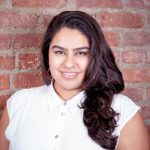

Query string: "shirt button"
[64, 102, 67, 106]
[55, 135, 59, 139]
[60, 112, 65, 116]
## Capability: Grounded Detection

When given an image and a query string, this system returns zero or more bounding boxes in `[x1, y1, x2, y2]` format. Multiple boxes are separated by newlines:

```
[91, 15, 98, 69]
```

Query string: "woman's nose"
[64, 54, 75, 68]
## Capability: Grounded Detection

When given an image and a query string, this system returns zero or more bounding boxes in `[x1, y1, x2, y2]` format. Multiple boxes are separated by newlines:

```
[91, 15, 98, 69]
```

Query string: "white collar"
[47, 83, 85, 114]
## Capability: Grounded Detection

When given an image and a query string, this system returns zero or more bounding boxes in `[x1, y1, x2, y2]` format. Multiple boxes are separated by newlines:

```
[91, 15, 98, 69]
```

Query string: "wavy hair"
[41, 11, 124, 149]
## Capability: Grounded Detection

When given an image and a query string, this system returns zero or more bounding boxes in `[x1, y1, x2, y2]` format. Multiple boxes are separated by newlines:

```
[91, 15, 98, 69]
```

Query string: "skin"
[0, 27, 149, 150]
[117, 112, 150, 150]
[49, 27, 90, 100]
[0, 107, 9, 150]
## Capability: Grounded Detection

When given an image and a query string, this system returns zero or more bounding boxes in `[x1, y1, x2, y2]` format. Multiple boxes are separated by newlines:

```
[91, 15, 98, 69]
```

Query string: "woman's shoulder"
[10, 85, 47, 97]
[112, 93, 140, 111]
[12, 85, 49, 97]
[112, 93, 140, 120]
[6, 85, 49, 116]
[112, 94, 140, 135]
[9, 85, 49, 102]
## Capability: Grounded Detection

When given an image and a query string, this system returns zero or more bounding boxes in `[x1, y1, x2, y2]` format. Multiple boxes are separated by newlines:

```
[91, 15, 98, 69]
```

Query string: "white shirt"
[5, 84, 140, 150]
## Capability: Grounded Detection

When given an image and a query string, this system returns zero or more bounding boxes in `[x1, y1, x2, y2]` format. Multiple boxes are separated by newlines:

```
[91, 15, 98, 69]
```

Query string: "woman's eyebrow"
[51, 45, 66, 50]
[73, 46, 90, 51]
[51, 45, 90, 51]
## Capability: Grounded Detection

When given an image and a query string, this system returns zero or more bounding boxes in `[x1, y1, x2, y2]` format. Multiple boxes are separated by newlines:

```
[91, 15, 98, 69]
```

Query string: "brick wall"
[0, 0, 150, 133]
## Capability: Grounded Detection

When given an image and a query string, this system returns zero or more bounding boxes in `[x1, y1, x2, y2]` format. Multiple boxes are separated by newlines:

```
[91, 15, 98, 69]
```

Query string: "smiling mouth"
[62, 72, 78, 79]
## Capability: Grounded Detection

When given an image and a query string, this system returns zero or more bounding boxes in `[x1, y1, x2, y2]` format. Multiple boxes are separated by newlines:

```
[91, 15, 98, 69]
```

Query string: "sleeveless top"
[5, 84, 140, 150]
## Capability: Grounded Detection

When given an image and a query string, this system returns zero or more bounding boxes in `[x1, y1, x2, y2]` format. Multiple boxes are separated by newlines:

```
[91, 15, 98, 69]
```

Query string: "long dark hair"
[41, 11, 124, 149]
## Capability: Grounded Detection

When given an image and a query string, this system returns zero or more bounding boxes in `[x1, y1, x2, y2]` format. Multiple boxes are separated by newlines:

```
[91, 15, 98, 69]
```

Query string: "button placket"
[52, 105, 68, 150]
[63, 101, 67, 106]
[60, 112, 65, 116]
[54, 134, 59, 139]
[60, 101, 67, 117]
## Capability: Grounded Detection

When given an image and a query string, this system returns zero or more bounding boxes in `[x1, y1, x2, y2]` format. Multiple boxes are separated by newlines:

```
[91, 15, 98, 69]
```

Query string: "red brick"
[0, 56, 15, 70]
[123, 87, 144, 101]
[146, 50, 150, 64]
[96, 12, 144, 28]
[123, 68, 150, 82]
[104, 32, 120, 46]
[12, 0, 66, 8]
[147, 14, 150, 25]
[141, 106, 150, 120]
[113, 51, 120, 64]
[0, 12, 38, 28]
[146, 87, 150, 99]
[10, 12, 38, 28]
[0, 74, 9, 90]
[76, 0, 122, 8]
[0, 93, 11, 110]
[18, 53, 41, 69]
[0, 12, 10, 27]
[124, 32, 150, 46]
[42, 14, 54, 27]
[145, 124, 150, 134]
[0, 34, 11, 50]
[14, 72, 44, 88]
[123, 0, 150, 9]
[13, 33, 43, 49]
[145, 0, 150, 4]
[0, 0, 5, 4]
[122, 50, 144, 64]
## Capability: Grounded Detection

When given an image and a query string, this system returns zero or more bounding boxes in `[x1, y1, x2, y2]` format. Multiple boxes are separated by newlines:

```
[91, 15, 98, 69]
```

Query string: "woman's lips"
[61, 72, 78, 79]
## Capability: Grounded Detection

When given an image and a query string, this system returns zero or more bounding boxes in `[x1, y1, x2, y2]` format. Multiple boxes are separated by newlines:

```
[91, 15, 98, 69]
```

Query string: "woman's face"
[49, 27, 90, 99]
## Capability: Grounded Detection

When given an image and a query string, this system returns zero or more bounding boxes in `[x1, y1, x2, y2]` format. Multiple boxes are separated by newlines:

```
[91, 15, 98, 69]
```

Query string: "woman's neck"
[53, 82, 81, 101]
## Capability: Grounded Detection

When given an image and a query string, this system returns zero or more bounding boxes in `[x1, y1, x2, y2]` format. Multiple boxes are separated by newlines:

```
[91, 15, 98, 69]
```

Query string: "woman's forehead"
[50, 27, 89, 49]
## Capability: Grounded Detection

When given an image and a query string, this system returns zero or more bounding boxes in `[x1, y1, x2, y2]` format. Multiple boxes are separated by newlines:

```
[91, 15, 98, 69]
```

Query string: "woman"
[0, 11, 149, 150]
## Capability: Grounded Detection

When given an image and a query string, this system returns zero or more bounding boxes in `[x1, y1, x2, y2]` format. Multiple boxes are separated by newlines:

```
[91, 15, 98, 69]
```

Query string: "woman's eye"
[54, 51, 64, 55]
[76, 51, 88, 56]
